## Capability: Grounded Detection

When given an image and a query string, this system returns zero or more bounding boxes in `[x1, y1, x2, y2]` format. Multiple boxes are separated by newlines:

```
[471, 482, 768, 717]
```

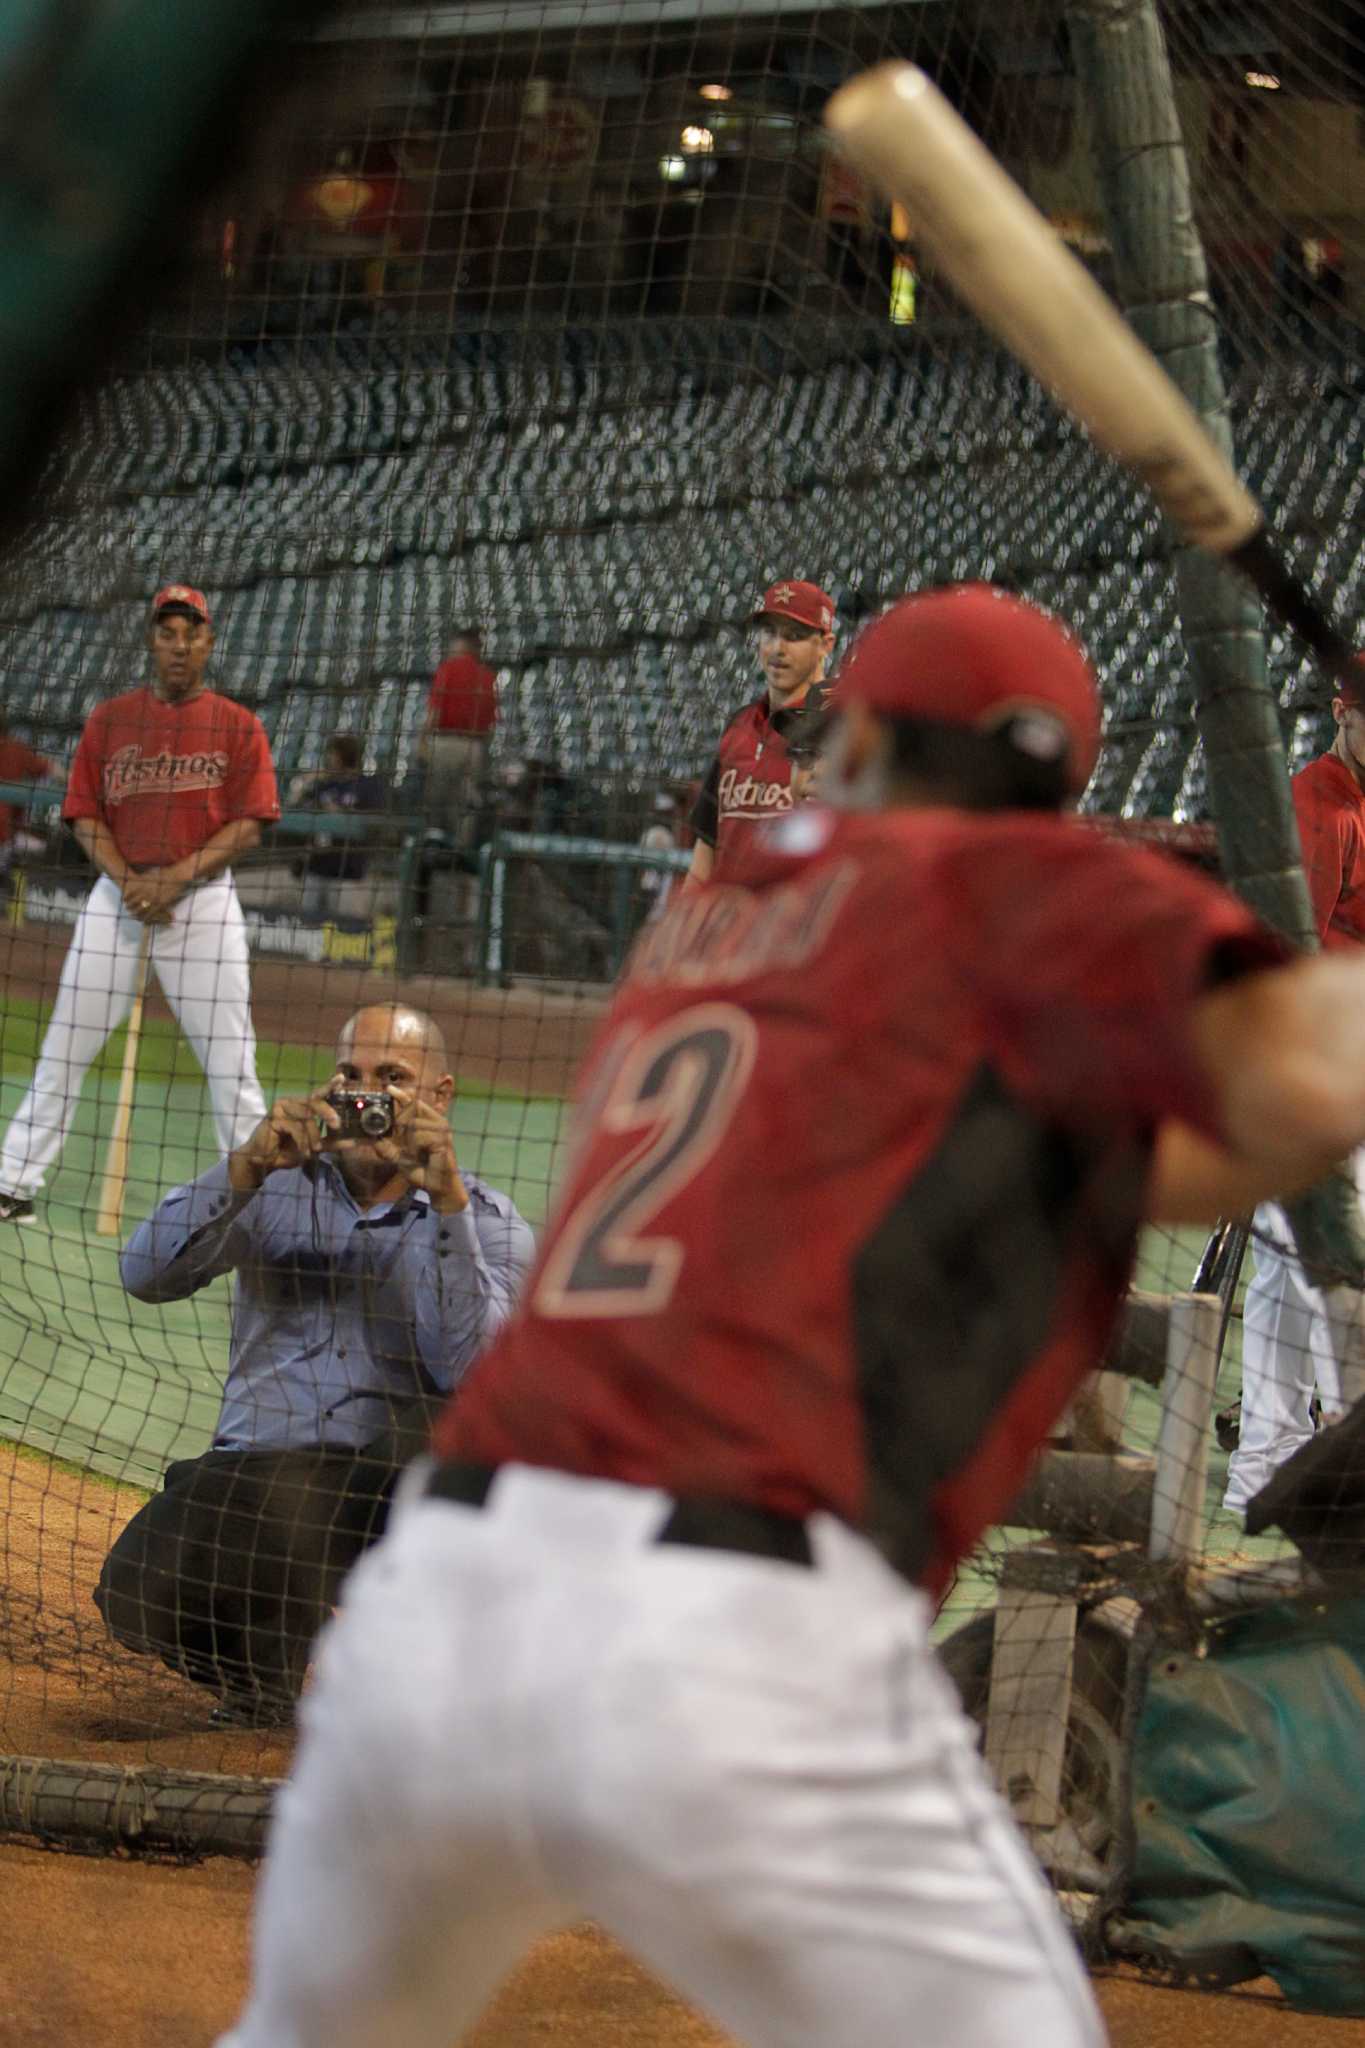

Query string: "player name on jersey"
[631, 857, 856, 987]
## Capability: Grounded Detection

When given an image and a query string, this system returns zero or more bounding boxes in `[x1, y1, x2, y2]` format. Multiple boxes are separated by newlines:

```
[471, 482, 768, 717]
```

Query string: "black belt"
[423, 1460, 813, 1569]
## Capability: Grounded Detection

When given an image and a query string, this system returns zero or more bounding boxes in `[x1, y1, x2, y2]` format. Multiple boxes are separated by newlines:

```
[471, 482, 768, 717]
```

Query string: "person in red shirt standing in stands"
[0, 585, 280, 1224]
[219, 586, 1365, 2048]
[420, 627, 497, 849]
[1225, 661, 1365, 1510]
[0, 711, 53, 878]
[684, 577, 835, 887]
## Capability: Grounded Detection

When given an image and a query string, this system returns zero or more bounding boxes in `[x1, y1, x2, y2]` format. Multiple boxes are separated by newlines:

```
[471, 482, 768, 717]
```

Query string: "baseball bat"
[95, 930, 151, 1238]
[823, 64, 1358, 683]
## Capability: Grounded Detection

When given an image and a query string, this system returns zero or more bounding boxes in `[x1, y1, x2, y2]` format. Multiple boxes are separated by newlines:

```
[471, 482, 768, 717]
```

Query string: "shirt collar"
[315, 1152, 431, 1220]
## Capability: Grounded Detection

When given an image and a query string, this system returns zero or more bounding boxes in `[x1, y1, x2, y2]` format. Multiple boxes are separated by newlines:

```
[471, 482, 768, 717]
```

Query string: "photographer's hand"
[374, 1087, 469, 1213]
[228, 1091, 339, 1194]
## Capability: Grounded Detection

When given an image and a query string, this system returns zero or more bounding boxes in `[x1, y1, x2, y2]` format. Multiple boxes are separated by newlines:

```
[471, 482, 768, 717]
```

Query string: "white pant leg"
[216, 1481, 571, 2048]
[151, 877, 266, 1154]
[574, 1511, 1102, 2048]
[217, 1470, 1102, 2048]
[1225, 1207, 1320, 1510]
[0, 877, 142, 1198]
[1307, 1150, 1365, 1423]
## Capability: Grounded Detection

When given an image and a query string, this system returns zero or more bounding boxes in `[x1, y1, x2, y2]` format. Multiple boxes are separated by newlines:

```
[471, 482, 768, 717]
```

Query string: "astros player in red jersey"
[0, 585, 280, 1222]
[1225, 658, 1365, 1510]
[218, 586, 1365, 2048]
[683, 576, 835, 887]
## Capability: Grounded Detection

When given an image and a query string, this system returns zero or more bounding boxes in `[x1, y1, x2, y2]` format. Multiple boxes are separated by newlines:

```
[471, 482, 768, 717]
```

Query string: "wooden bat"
[823, 64, 1358, 684]
[95, 930, 151, 1238]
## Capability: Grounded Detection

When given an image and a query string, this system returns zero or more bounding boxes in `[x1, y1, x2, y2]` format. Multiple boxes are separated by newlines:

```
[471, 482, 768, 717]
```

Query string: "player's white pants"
[217, 1464, 1104, 2048]
[0, 872, 266, 1198]
[1225, 1157, 1365, 1514]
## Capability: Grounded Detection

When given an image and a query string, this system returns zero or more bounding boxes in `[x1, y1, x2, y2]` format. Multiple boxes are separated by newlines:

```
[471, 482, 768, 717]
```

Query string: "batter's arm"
[1178, 952, 1365, 1206]
[1147, 1119, 1339, 1225]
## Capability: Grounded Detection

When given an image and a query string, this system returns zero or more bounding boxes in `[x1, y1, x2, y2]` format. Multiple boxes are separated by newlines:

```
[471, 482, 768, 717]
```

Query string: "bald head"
[335, 1004, 452, 1100]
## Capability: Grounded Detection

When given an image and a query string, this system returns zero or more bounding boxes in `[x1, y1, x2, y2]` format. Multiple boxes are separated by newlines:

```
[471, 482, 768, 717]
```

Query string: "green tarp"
[1116, 1594, 1365, 2013]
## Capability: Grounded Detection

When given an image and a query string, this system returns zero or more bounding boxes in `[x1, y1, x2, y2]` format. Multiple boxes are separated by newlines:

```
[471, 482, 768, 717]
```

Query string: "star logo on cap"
[772, 583, 796, 606]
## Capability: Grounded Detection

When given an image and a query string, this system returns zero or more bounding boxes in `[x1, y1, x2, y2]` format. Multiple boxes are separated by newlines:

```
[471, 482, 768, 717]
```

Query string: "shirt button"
[439, 1231, 450, 1244]
[338, 1347, 347, 1359]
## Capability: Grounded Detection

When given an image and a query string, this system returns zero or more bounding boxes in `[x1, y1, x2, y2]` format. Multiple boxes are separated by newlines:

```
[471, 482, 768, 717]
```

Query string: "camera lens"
[359, 1101, 391, 1137]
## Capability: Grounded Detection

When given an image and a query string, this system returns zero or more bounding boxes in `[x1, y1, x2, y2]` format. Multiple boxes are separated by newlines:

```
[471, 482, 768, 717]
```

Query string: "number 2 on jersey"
[535, 1003, 758, 1318]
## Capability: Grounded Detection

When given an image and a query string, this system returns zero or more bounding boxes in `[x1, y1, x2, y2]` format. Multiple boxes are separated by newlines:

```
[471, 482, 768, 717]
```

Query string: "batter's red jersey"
[441, 806, 1280, 1596]
[63, 687, 280, 868]
[689, 693, 818, 865]
[1292, 750, 1365, 949]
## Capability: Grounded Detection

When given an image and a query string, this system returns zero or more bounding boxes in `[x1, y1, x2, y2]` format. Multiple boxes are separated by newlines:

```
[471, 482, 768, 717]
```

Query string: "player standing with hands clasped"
[219, 585, 1365, 2048]
[683, 577, 835, 888]
[0, 585, 279, 1223]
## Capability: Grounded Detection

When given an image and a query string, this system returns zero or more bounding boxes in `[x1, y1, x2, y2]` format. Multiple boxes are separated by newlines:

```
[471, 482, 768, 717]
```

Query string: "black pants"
[94, 1446, 404, 1706]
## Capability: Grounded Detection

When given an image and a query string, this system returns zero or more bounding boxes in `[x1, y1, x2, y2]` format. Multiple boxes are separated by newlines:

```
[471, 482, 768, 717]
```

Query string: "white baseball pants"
[0, 872, 266, 1198]
[217, 1464, 1105, 2048]
[1225, 1157, 1365, 1514]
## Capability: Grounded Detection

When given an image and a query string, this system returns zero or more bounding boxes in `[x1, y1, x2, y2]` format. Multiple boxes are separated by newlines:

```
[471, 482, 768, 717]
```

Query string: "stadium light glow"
[659, 155, 688, 181]
[1245, 69, 1280, 88]
[699, 83, 732, 101]
[681, 125, 715, 152]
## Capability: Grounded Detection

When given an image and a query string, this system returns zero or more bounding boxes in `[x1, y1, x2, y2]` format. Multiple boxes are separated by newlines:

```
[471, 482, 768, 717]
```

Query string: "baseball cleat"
[0, 1193, 37, 1224]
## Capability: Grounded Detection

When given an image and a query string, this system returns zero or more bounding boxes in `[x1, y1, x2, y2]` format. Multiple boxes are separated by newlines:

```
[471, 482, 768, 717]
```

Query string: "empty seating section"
[0, 329, 1360, 816]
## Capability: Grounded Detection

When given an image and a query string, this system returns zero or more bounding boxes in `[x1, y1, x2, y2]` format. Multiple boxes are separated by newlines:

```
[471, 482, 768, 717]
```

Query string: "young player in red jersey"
[1225, 659, 1365, 1510]
[0, 586, 280, 1222]
[219, 586, 1365, 2048]
[683, 576, 835, 887]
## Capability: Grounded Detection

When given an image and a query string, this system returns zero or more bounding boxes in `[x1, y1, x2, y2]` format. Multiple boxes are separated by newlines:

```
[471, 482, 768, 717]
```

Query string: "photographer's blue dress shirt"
[121, 1155, 535, 1451]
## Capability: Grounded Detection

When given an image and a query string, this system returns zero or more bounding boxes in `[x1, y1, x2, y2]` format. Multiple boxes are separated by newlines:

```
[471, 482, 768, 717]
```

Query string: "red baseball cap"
[832, 584, 1101, 795]
[753, 580, 836, 634]
[151, 583, 211, 625]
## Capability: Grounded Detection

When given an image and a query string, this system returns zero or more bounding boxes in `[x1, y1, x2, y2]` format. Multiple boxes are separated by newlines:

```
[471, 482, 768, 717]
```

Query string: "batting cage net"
[1, 0, 1364, 2011]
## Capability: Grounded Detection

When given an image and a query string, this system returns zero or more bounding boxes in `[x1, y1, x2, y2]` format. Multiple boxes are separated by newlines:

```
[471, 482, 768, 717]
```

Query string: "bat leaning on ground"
[95, 930, 151, 1237]
[823, 64, 1359, 685]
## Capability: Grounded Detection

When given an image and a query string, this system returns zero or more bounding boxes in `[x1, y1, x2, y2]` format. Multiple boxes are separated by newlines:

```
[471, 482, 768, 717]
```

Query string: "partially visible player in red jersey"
[1289, 658, 1365, 946]
[0, 709, 54, 871]
[0, 585, 280, 1222]
[1224, 658, 1365, 1511]
[683, 576, 835, 888]
[218, 587, 1365, 2048]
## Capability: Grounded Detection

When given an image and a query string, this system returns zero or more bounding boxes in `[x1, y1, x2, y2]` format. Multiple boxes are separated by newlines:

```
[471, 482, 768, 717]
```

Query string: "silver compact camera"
[326, 1090, 395, 1140]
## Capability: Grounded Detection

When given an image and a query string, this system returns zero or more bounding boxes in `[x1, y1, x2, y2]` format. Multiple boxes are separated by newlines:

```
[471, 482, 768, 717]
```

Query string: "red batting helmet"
[831, 583, 1101, 796]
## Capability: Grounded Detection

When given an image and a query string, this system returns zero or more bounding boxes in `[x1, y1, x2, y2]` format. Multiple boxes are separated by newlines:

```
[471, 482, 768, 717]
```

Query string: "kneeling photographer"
[95, 1002, 534, 1725]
